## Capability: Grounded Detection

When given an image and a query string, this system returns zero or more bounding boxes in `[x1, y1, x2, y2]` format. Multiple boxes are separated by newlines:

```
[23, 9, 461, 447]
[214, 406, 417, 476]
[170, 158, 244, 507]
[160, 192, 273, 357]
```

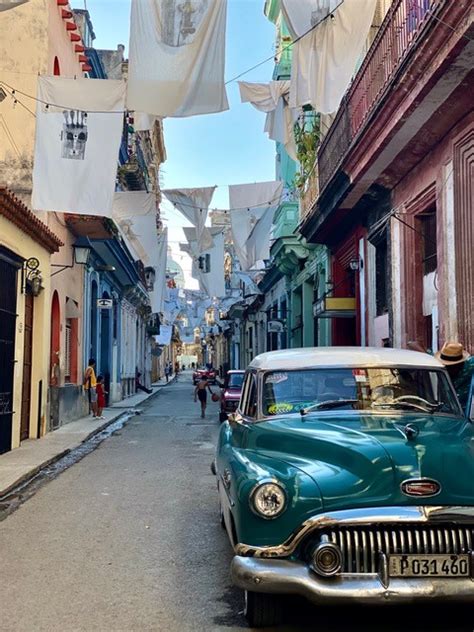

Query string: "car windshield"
[228, 373, 244, 388]
[262, 368, 460, 417]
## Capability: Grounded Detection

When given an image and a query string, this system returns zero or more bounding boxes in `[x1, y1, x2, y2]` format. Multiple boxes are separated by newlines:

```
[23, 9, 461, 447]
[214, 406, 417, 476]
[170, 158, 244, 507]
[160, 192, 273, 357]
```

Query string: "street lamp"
[51, 242, 92, 277]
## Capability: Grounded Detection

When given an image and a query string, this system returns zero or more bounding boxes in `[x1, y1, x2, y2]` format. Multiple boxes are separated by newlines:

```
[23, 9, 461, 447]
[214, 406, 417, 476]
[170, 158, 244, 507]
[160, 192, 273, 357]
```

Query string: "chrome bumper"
[231, 556, 474, 604]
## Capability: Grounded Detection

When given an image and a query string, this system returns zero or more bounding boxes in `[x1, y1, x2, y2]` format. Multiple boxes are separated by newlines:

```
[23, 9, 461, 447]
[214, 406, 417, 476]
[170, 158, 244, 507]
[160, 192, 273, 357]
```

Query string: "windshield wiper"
[300, 399, 358, 415]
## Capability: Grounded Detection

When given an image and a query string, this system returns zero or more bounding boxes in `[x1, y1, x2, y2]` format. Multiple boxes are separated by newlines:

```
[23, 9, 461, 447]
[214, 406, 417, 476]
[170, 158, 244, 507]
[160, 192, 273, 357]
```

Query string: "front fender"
[216, 430, 323, 548]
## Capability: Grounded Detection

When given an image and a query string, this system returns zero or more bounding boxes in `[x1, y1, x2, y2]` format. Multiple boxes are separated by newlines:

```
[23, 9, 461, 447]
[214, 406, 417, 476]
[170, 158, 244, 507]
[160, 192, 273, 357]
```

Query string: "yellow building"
[0, 188, 62, 453]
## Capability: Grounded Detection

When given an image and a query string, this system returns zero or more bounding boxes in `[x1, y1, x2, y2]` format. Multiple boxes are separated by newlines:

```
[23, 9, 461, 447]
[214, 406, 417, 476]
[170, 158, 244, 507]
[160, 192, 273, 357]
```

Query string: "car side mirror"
[227, 411, 244, 425]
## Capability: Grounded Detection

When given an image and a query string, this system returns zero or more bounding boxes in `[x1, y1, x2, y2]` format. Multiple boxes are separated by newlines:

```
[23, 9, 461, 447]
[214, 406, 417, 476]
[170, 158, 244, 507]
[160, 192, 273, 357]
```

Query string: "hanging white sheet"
[164, 187, 216, 253]
[281, 0, 377, 114]
[0, 0, 28, 10]
[184, 227, 226, 298]
[149, 228, 168, 315]
[154, 325, 172, 346]
[239, 81, 298, 161]
[228, 181, 283, 271]
[127, 0, 229, 117]
[32, 76, 125, 215]
[113, 192, 157, 263]
[133, 112, 159, 131]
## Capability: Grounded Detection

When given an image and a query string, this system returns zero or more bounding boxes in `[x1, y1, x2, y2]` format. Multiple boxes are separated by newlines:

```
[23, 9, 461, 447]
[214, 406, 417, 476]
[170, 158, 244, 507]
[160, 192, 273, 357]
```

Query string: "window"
[375, 235, 388, 315]
[242, 374, 258, 418]
[64, 319, 72, 382]
[53, 56, 61, 76]
[420, 210, 437, 275]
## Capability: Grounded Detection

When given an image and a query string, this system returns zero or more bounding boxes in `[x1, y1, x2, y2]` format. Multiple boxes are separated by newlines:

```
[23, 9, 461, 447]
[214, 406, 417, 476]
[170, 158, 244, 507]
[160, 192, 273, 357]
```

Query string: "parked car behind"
[193, 367, 217, 385]
[219, 370, 244, 422]
[213, 347, 474, 628]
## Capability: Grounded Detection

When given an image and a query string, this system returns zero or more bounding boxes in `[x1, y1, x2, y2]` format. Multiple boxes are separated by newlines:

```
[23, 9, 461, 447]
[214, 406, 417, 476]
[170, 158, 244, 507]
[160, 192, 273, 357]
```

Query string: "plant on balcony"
[293, 113, 320, 191]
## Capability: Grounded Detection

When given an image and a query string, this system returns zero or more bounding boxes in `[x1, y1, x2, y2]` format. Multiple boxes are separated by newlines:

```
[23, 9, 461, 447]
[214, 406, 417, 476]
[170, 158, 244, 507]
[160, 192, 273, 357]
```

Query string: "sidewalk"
[0, 379, 173, 499]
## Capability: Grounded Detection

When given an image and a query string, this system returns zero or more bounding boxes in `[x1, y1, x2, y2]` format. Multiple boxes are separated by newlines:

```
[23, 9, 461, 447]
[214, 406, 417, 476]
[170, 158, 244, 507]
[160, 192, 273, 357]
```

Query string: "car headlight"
[250, 481, 286, 519]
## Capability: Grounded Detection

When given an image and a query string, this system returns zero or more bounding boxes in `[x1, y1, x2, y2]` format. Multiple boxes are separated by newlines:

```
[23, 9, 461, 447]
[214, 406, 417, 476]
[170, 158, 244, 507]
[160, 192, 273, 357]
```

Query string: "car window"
[228, 373, 244, 388]
[242, 373, 257, 418]
[262, 368, 461, 416]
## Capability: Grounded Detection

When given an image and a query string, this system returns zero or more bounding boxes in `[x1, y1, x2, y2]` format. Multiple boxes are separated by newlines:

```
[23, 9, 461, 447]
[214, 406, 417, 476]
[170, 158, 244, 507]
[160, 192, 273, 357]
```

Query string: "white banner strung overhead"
[164, 187, 216, 253]
[112, 192, 167, 315]
[184, 227, 226, 298]
[154, 326, 173, 346]
[32, 76, 125, 215]
[0, 0, 29, 10]
[228, 181, 283, 271]
[281, 0, 377, 114]
[239, 81, 298, 161]
[127, 0, 229, 117]
[113, 192, 156, 263]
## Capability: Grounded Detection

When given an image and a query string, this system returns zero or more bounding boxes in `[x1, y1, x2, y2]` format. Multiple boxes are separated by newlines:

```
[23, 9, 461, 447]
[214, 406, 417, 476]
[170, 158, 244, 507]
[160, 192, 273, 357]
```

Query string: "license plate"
[389, 554, 470, 577]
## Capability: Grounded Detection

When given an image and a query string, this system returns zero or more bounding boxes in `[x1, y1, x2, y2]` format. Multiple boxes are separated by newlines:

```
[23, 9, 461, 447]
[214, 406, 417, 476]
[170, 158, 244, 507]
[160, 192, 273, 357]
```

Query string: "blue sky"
[72, 0, 278, 283]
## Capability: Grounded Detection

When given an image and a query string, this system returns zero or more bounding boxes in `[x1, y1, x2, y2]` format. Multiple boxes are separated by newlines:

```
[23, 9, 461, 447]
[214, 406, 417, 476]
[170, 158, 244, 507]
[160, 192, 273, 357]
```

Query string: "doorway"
[100, 292, 111, 404]
[0, 251, 19, 454]
[20, 291, 34, 441]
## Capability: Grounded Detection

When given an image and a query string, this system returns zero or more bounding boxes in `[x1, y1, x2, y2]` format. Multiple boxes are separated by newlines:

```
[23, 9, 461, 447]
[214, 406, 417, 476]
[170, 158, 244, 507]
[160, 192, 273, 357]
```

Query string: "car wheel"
[219, 411, 228, 423]
[244, 590, 282, 628]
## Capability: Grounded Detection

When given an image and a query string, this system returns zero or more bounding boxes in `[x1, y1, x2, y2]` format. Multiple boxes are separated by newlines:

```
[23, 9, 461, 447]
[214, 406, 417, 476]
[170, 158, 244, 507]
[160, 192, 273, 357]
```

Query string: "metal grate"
[320, 525, 474, 574]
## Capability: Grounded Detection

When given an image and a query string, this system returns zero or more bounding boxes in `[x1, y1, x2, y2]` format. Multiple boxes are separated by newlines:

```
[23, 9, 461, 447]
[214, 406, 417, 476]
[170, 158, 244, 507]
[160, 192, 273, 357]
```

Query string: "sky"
[71, 0, 279, 287]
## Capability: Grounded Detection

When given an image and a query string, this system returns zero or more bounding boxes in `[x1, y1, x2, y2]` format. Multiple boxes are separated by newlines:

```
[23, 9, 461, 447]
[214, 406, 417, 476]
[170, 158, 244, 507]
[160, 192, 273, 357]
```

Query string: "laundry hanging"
[0, 0, 29, 10]
[127, 0, 229, 117]
[164, 187, 216, 253]
[154, 325, 173, 346]
[184, 226, 226, 298]
[32, 76, 126, 215]
[239, 81, 298, 161]
[113, 192, 157, 263]
[149, 228, 168, 315]
[228, 181, 283, 271]
[281, 0, 377, 114]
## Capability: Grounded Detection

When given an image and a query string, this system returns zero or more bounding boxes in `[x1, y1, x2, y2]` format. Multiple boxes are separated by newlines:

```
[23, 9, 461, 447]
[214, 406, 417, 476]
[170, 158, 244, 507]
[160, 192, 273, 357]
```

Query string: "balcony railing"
[316, 0, 444, 196]
[300, 163, 320, 220]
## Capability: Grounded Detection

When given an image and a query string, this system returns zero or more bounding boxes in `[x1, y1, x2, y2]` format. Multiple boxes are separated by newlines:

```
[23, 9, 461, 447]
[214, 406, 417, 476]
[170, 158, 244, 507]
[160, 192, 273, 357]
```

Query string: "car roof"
[248, 347, 444, 371]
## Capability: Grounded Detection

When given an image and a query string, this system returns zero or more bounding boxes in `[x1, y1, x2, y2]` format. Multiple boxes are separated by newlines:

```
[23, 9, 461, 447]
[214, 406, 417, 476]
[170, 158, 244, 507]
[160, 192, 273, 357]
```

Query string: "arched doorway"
[100, 291, 111, 404]
[53, 56, 61, 76]
[50, 291, 60, 386]
[90, 281, 98, 361]
[49, 290, 61, 430]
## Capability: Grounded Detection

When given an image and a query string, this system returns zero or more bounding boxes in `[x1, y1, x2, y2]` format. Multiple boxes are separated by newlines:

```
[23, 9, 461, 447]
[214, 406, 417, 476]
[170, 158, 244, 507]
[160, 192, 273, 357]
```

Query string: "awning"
[313, 297, 357, 319]
[65, 298, 81, 319]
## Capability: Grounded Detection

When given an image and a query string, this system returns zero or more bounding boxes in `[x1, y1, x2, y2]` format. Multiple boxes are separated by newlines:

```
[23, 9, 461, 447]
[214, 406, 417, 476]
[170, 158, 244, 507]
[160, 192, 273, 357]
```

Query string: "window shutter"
[65, 320, 72, 382]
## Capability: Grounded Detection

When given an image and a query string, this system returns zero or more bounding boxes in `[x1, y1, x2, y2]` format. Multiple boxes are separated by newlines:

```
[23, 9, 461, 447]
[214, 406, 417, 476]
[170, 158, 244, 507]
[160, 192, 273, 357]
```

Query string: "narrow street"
[0, 373, 470, 632]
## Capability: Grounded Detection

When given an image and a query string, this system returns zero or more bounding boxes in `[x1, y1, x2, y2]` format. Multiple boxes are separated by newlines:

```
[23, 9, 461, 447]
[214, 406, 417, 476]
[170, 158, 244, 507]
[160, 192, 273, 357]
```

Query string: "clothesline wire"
[0, 83, 36, 117]
[163, 191, 289, 213]
[224, 0, 345, 85]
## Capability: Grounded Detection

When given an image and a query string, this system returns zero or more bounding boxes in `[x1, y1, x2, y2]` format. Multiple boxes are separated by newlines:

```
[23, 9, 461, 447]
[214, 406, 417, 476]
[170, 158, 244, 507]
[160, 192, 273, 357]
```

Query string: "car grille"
[224, 401, 238, 412]
[317, 525, 474, 574]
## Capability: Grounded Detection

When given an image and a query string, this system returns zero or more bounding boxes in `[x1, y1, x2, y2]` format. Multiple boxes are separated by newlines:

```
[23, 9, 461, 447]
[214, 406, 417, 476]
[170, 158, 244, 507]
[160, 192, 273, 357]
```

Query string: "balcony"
[272, 201, 299, 240]
[316, 0, 446, 195]
[300, 163, 320, 222]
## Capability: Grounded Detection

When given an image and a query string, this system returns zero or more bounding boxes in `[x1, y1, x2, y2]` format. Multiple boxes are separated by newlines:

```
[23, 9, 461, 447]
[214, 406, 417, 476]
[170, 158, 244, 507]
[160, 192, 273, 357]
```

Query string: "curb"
[0, 386, 162, 501]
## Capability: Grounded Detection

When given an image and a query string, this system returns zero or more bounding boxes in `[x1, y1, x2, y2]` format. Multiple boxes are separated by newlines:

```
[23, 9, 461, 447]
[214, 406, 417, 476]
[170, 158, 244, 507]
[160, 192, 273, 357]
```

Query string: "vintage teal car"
[213, 348, 474, 627]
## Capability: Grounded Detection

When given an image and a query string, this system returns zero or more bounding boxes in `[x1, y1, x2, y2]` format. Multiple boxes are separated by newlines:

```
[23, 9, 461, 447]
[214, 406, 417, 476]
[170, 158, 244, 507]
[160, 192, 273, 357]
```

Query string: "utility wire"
[224, 0, 345, 85]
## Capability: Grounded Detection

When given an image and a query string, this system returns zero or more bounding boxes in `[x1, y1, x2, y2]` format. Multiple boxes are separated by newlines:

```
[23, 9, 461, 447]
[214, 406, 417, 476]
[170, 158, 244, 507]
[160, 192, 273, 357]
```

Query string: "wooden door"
[0, 254, 18, 454]
[20, 292, 34, 441]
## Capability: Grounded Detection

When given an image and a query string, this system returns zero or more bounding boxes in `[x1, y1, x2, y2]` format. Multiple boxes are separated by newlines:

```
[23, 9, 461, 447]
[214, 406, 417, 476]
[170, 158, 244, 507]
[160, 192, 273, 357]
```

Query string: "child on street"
[96, 375, 107, 419]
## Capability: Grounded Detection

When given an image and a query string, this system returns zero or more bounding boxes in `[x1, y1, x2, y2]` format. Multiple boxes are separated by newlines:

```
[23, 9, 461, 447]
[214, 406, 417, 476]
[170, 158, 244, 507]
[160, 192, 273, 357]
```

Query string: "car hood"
[249, 412, 474, 512]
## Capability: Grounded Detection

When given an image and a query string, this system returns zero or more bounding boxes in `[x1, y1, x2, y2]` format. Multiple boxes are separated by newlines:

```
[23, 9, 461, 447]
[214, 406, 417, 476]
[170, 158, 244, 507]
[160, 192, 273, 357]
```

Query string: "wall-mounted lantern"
[51, 242, 91, 277]
[22, 257, 44, 297]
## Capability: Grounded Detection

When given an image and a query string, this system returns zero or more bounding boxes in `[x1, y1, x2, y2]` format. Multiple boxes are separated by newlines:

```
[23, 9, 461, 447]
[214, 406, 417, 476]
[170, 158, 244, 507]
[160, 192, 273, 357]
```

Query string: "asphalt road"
[0, 373, 471, 632]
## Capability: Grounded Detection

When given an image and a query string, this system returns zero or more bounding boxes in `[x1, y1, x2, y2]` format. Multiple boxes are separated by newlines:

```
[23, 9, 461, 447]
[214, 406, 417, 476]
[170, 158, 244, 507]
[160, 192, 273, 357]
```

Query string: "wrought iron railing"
[315, 0, 444, 197]
[300, 163, 320, 220]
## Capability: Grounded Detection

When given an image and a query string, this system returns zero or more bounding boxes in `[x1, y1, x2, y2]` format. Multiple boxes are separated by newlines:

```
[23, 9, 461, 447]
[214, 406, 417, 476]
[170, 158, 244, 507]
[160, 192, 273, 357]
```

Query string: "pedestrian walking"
[164, 364, 170, 383]
[194, 376, 214, 418]
[436, 342, 474, 410]
[83, 358, 98, 418]
[96, 375, 107, 419]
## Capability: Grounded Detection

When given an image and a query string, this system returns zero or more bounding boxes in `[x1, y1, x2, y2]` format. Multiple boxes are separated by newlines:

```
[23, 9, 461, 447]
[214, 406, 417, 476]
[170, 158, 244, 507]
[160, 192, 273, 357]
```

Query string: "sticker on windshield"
[266, 373, 288, 384]
[352, 369, 368, 382]
[267, 402, 294, 415]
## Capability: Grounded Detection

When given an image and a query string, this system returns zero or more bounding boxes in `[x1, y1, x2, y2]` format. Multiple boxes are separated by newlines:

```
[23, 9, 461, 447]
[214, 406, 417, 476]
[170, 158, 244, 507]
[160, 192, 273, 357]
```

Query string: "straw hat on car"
[435, 342, 470, 366]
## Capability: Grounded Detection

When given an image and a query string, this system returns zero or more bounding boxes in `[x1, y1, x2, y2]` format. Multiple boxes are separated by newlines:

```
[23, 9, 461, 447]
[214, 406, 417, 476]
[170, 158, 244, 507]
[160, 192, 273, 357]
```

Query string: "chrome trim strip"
[234, 506, 474, 558]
